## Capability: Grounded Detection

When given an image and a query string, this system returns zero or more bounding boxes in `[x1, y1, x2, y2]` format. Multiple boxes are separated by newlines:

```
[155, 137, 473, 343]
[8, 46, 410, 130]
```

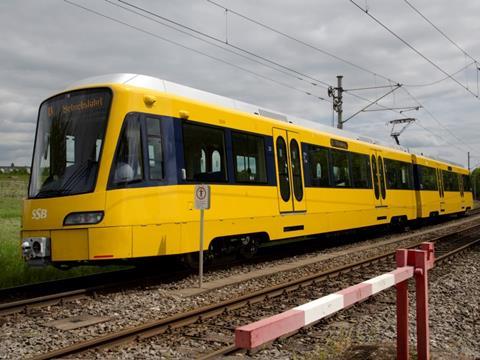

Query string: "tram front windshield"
[29, 89, 111, 198]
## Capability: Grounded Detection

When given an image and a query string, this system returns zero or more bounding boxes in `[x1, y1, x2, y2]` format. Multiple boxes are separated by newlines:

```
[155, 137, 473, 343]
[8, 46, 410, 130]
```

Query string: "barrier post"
[235, 241, 435, 359]
[396, 249, 409, 360]
[414, 243, 434, 360]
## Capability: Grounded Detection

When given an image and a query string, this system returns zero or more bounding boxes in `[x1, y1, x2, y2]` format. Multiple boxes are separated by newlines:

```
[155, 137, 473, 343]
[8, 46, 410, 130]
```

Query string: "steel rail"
[0, 289, 88, 316]
[0, 266, 192, 317]
[199, 233, 480, 359]
[0, 267, 137, 302]
[29, 221, 480, 360]
[435, 237, 480, 262]
[4, 211, 479, 317]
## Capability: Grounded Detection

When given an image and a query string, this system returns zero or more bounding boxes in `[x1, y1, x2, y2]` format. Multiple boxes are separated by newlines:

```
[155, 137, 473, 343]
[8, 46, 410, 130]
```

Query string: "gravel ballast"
[0, 216, 479, 359]
[254, 245, 480, 360]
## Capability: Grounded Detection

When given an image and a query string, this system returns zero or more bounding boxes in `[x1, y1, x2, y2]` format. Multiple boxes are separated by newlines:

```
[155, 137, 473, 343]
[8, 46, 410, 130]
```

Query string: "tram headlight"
[63, 211, 104, 226]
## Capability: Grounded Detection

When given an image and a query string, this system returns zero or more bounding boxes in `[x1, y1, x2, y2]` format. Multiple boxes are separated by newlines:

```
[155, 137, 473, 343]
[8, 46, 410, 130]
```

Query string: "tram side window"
[418, 165, 437, 190]
[183, 123, 227, 182]
[307, 145, 330, 187]
[331, 149, 350, 187]
[463, 174, 472, 192]
[232, 132, 267, 183]
[350, 153, 372, 189]
[384, 159, 413, 190]
[146, 117, 164, 180]
[111, 115, 144, 185]
[443, 171, 459, 191]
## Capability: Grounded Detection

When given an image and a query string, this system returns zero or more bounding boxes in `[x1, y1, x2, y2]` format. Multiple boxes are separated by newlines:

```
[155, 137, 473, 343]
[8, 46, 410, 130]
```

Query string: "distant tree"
[10, 162, 14, 168]
[12, 167, 28, 175]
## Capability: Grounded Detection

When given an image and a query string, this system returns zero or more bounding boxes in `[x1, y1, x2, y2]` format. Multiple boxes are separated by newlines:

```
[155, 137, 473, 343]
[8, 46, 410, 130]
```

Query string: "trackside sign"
[194, 184, 211, 210]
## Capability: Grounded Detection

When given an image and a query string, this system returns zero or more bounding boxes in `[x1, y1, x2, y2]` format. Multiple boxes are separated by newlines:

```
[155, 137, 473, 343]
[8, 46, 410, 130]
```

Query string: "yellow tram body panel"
[21, 75, 473, 263]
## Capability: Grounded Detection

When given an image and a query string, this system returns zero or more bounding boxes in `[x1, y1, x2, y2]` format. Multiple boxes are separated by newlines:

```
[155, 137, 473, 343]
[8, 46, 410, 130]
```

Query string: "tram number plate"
[194, 184, 211, 210]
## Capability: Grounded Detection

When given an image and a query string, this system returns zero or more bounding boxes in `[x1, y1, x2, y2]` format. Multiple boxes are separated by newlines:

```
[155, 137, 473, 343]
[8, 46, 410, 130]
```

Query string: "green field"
[0, 174, 115, 289]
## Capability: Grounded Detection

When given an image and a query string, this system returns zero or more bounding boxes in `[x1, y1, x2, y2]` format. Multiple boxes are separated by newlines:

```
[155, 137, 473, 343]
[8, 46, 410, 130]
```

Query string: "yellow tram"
[21, 74, 473, 266]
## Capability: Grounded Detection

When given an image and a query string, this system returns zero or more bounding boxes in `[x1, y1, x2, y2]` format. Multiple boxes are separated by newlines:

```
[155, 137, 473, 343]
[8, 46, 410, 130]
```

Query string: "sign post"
[194, 184, 210, 288]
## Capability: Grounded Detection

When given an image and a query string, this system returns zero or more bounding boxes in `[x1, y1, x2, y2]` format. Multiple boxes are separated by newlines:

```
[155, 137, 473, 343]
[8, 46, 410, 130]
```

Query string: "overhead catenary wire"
[206, 0, 479, 155]
[105, 0, 331, 91]
[120, 0, 446, 130]
[63, 0, 332, 104]
[117, 0, 332, 88]
[402, 0, 479, 64]
[343, 90, 475, 155]
[401, 87, 478, 153]
[337, 86, 474, 155]
[114, 1, 431, 131]
[67, 0, 477, 159]
[206, 0, 396, 84]
[363, 106, 420, 112]
[206, 0, 476, 90]
[342, 85, 402, 124]
[145, 0, 480, 155]
[477, 62, 479, 96]
[337, 86, 462, 153]
[349, 0, 480, 100]
[404, 61, 475, 87]
[351, 97, 475, 155]
[71, 0, 416, 118]
[344, 84, 400, 92]
[81, 2, 411, 137]
[412, 121, 468, 155]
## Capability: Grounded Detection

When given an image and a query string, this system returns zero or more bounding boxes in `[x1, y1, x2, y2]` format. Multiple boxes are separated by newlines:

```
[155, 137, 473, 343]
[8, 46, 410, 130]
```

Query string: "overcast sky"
[1, 0, 479, 168]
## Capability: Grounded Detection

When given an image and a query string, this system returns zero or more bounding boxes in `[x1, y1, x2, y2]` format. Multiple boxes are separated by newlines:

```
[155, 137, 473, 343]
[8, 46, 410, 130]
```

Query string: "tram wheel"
[239, 237, 259, 259]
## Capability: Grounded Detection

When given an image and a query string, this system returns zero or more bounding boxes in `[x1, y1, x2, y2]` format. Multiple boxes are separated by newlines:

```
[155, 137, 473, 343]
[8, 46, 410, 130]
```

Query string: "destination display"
[45, 90, 110, 118]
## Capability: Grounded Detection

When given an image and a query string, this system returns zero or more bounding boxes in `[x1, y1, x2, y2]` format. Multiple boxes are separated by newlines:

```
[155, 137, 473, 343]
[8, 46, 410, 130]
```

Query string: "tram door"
[436, 169, 445, 213]
[272, 128, 306, 213]
[371, 152, 388, 210]
[459, 174, 466, 209]
[411, 155, 423, 218]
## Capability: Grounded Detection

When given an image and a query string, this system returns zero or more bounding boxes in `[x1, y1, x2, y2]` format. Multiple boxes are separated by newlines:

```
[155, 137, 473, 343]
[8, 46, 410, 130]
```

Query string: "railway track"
[0, 261, 193, 316]
[28, 220, 480, 360]
[2, 210, 478, 319]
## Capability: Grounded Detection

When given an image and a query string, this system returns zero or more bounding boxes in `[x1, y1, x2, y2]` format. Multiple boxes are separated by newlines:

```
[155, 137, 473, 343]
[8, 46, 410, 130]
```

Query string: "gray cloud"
[0, 0, 479, 168]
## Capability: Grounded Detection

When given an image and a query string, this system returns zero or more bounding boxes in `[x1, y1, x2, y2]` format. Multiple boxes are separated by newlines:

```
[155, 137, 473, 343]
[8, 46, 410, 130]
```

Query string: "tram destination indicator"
[194, 184, 211, 210]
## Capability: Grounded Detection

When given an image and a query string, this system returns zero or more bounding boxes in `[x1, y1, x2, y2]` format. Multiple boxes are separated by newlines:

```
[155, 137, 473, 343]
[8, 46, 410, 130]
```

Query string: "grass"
[0, 174, 119, 289]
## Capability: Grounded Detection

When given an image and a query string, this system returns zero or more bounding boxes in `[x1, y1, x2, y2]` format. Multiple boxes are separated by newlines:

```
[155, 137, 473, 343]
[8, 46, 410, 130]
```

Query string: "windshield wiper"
[35, 189, 67, 198]
[61, 161, 95, 192]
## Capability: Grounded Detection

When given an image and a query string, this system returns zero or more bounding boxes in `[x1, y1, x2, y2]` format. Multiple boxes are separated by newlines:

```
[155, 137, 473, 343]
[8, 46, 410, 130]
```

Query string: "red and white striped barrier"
[235, 266, 413, 348]
[235, 242, 435, 360]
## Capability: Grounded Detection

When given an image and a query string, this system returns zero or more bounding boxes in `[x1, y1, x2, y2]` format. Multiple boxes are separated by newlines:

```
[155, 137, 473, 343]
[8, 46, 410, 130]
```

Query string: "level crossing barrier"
[235, 242, 435, 360]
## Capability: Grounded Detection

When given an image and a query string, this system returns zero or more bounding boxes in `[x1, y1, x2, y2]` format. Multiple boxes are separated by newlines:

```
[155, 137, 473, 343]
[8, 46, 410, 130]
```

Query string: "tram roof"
[67, 73, 463, 169]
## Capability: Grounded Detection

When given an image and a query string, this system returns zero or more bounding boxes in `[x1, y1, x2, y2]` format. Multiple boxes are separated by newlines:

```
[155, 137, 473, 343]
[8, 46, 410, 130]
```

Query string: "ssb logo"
[32, 208, 48, 220]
